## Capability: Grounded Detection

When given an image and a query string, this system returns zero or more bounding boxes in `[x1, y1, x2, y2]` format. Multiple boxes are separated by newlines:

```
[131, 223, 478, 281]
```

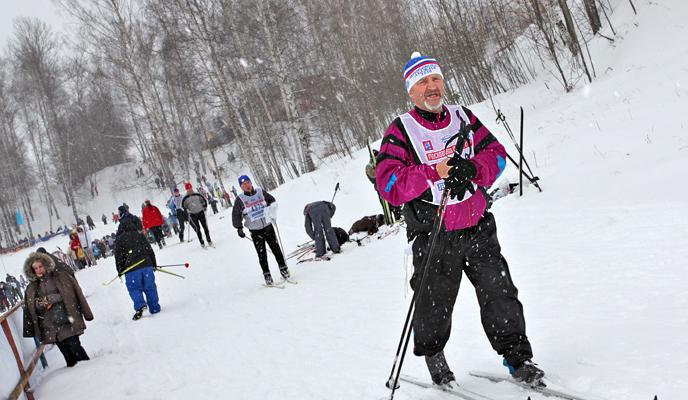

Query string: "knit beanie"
[403, 52, 443, 93]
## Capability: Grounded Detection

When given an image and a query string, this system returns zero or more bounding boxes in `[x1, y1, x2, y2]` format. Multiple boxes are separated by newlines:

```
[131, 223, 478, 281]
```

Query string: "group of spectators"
[66, 225, 115, 270]
[0, 273, 27, 313]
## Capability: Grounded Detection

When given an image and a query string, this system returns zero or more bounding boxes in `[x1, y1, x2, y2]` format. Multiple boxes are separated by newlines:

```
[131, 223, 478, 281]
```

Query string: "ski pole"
[287, 245, 315, 260]
[504, 152, 538, 184]
[496, 109, 542, 192]
[272, 221, 287, 259]
[154, 268, 185, 279]
[519, 107, 524, 197]
[102, 259, 145, 286]
[386, 189, 450, 398]
[330, 182, 340, 203]
[156, 263, 190, 268]
[386, 123, 469, 397]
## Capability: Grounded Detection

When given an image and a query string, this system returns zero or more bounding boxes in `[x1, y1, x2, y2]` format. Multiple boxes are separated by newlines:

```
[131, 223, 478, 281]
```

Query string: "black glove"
[446, 156, 477, 183]
[444, 157, 477, 199]
[445, 179, 475, 200]
[237, 228, 246, 238]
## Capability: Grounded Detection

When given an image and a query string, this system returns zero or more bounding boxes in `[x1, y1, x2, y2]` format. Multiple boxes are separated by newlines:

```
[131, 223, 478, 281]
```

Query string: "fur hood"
[23, 252, 56, 281]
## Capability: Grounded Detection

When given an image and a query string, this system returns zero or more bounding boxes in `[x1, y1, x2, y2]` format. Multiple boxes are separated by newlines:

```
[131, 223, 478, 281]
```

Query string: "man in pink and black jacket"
[376, 52, 544, 387]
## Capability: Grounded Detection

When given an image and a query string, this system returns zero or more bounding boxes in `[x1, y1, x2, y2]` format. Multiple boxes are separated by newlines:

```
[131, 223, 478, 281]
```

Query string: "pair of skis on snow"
[262, 276, 299, 289]
[286, 240, 333, 264]
[351, 221, 406, 246]
[396, 371, 591, 400]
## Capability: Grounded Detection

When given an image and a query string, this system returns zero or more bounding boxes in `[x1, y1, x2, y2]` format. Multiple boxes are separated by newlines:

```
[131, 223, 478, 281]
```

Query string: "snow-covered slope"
[2, 1, 687, 399]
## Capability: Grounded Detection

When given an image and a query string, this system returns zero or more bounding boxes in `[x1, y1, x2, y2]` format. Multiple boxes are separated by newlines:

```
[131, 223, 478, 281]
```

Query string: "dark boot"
[133, 307, 145, 320]
[425, 351, 455, 385]
[507, 359, 545, 385]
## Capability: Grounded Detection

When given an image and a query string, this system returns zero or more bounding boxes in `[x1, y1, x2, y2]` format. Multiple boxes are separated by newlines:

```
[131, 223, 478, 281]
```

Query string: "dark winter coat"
[142, 205, 164, 229]
[22, 252, 93, 344]
[117, 212, 143, 235]
[114, 216, 157, 275]
[349, 215, 385, 235]
[333, 227, 349, 245]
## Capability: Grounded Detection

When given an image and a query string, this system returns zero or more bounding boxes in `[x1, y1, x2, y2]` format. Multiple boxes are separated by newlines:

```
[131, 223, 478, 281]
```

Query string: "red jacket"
[142, 205, 164, 229]
[69, 235, 82, 252]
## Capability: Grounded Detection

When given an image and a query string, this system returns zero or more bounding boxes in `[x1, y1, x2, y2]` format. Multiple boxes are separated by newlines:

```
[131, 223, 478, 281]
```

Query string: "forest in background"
[0, 0, 630, 246]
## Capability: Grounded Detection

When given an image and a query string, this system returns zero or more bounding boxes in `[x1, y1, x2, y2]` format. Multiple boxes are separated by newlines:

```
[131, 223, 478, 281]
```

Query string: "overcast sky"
[0, 0, 65, 50]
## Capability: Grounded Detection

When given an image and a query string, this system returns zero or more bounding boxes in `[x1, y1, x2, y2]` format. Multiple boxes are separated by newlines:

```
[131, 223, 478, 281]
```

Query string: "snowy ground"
[2, 1, 688, 399]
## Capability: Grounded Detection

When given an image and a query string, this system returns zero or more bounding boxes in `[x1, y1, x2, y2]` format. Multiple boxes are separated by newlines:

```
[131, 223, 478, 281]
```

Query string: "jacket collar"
[414, 105, 448, 123]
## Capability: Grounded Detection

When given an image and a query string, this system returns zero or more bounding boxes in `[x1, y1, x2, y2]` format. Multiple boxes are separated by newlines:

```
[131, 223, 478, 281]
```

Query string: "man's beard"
[423, 96, 444, 111]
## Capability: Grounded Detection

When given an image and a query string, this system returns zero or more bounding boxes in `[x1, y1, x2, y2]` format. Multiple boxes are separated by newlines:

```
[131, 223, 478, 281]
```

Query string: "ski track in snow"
[2, 1, 688, 399]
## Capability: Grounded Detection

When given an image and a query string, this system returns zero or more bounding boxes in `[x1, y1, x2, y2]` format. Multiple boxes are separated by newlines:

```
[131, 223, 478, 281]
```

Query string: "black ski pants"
[250, 224, 286, 275]
[188, 211, 211, 245]
[176, 209, 188, 241]
[56, 335, 90, 367]
[150, 225, 164, 246]
[410, 212, 533, 367]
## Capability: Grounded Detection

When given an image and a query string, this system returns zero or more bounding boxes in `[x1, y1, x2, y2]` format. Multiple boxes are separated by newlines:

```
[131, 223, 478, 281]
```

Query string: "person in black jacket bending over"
[232, 175, 290, 286]
[114, 215, 160, 320]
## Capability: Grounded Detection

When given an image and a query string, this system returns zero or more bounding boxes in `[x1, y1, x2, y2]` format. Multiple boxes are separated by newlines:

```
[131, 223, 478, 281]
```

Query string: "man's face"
[408, 74, 445, 112]
[174, 191, 180, 197]
[32, 261, 46, 277]
[241, 181, 253, 192]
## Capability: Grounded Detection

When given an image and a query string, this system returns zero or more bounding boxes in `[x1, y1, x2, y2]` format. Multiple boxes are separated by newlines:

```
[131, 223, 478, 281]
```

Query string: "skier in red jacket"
[142, 200, 166, 249]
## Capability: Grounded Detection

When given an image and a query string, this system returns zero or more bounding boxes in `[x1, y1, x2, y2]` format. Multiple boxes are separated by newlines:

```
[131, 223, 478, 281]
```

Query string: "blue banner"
[16, 208, 23, 225]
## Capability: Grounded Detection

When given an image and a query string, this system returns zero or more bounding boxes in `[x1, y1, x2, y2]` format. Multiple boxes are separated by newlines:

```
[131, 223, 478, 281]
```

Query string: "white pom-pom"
[410, 51, 421, 59]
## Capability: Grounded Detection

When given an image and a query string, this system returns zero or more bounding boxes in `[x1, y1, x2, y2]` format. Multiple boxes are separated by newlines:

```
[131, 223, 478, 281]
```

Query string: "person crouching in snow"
[23, 252, 93, 367]
[114, 215, 161, 320]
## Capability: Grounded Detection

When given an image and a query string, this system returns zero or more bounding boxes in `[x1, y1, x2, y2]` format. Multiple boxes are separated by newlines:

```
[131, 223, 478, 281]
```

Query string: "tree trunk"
[583, 0, 602, 34]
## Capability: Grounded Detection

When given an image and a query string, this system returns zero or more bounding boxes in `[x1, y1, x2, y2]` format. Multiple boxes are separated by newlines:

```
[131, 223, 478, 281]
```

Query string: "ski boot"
[264, 273, 274, 286]
[132, 307, 145, 321]
[505, 359, 545, 386]
[200, 242, 206, 249]
[208, 241, 215, 248]
[425, 351, 456, 386]
[279, 266, 291, 279]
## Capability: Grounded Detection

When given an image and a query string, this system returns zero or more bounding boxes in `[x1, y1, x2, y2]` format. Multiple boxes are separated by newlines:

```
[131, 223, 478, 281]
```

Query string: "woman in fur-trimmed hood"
[23, 252, 93, 367]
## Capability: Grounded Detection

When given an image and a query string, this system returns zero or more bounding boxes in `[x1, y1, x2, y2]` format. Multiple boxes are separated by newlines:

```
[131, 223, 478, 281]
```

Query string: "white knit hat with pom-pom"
[403, 52, 443, 93]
